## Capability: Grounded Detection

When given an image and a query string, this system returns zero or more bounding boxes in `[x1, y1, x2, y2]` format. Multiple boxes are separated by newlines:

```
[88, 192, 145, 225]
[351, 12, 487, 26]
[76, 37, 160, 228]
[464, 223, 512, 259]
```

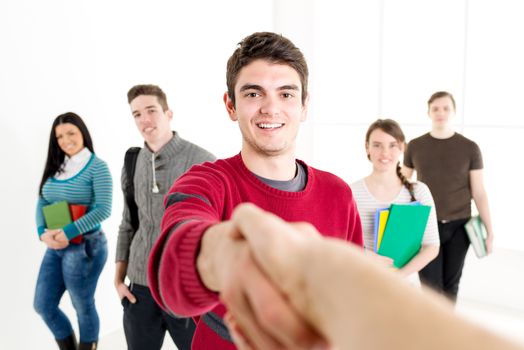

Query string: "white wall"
[310, 0, 524, 250]
[1, 0, 523, 349]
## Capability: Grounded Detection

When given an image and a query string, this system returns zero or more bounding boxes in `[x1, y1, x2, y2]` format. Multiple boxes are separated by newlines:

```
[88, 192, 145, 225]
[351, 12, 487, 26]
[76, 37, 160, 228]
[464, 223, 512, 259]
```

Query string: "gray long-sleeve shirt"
[116, 132, 215, 286]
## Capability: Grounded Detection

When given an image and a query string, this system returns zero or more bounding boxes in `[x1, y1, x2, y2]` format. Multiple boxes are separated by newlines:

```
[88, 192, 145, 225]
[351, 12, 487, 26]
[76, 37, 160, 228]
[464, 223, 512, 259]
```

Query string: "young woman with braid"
[351, 119, 439, 283]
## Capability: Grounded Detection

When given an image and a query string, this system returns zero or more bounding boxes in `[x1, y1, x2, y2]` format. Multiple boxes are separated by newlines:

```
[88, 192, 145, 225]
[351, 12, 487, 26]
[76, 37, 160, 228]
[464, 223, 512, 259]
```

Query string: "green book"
[464, 216, 487, 258]
[377, 203, 431, 268]
[42, 201, 72, 229]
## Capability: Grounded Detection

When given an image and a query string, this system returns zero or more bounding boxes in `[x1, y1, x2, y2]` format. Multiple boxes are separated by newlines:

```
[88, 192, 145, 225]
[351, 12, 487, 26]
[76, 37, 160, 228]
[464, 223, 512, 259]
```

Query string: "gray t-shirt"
[253, 162, 307, 192]
[404, 132, 483, 221]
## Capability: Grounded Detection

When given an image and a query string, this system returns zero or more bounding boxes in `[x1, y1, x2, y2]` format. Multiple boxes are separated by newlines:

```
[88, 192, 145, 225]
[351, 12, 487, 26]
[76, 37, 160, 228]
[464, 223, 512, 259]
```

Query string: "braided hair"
[366, 119, 416, 202]
[396, 162, 415, 202]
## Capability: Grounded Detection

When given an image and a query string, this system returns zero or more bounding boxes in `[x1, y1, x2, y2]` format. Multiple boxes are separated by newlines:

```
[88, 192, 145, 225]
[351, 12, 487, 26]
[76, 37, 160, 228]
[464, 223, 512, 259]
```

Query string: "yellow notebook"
[373, 207, 389, 252]
[376, 210, 389, 251]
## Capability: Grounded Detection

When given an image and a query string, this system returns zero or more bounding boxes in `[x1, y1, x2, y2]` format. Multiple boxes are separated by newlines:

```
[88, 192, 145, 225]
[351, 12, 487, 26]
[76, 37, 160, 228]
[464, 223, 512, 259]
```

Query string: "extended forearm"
[301, 239, 520, 350]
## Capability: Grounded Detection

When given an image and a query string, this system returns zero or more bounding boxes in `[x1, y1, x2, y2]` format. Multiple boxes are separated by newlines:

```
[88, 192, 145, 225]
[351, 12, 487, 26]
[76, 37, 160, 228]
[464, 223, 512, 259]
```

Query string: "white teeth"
[258, 123, 283, 129]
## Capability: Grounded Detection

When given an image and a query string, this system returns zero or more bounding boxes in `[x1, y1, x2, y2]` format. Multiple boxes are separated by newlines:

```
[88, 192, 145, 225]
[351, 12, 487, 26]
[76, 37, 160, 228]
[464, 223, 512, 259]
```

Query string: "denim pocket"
[84, 241, 93, 260]
[85, 233, 107, 260]
[63, 245, 90, 278]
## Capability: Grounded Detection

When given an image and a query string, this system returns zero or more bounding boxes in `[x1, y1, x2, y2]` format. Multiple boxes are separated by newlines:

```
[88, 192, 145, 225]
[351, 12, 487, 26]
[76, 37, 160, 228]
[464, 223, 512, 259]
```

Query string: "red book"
[69, 204, 87, 244]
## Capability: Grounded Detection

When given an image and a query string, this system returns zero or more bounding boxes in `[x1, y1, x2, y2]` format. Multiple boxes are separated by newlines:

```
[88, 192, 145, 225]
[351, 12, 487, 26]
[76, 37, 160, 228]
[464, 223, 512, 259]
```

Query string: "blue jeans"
[34, 232, 108, 343]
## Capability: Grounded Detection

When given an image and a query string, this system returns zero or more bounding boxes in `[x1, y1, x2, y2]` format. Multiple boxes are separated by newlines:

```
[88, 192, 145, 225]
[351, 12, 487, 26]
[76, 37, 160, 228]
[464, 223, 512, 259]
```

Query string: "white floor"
[456, 247, 524, 345]
[457, 298, 524, 344]
[100, 329, 178, 349]
[99, 247, 524, 349]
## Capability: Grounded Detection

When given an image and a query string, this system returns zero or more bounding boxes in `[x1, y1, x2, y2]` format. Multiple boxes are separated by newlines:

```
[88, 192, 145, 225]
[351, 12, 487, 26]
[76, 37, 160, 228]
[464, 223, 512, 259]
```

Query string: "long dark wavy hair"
[365, 118, 416, 202]
[39, 112, 94, 195]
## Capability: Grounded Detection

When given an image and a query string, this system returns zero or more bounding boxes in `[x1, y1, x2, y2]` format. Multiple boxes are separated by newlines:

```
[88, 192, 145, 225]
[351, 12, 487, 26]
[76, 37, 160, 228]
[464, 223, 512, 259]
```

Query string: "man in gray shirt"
[115, 84, 215, 350]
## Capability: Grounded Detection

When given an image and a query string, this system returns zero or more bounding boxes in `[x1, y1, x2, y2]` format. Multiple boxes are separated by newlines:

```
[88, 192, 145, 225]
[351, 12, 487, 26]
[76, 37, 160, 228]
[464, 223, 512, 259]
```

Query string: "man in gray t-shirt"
[403, 91, 494, 302]
[404, 132, 483, 221]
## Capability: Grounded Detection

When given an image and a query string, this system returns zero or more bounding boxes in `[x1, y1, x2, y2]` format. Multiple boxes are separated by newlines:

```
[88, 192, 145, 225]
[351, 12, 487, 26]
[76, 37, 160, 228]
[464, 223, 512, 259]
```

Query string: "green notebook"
[42, 201, 72, 229]
[377, 203, 431, 268]
[464, 216, 487, 258]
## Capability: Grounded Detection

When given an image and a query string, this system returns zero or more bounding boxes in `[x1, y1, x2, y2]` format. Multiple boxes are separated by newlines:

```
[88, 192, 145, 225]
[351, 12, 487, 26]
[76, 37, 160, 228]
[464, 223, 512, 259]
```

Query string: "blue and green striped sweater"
[36, 154, 113, 240]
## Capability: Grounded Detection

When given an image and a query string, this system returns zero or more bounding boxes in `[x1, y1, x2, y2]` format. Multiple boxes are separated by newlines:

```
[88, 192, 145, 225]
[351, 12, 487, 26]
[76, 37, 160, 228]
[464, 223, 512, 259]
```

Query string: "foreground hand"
[231, 204, 316, 296]
[200, 221, 324, 350]
[222, 245, 324, 349]
[228, 204, 329, 349]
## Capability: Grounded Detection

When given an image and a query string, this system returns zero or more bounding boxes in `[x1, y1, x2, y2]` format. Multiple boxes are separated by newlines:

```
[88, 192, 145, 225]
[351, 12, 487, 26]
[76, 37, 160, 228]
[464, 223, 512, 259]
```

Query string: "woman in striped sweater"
[351, 119, 439, 284]
[33, 112, 112, 350]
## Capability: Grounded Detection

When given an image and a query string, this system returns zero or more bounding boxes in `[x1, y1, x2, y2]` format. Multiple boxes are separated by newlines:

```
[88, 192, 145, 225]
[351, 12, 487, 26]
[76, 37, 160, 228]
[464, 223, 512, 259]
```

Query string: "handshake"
[198, 204, 519, 350]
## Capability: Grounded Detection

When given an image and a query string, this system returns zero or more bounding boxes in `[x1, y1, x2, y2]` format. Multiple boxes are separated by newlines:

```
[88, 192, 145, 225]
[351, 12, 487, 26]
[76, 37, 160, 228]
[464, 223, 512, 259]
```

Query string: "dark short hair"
[127, 84, 169, 111]
[226, 32, 309, 106]
[427, 91, 456, 111]
[39, 112, 94, 194]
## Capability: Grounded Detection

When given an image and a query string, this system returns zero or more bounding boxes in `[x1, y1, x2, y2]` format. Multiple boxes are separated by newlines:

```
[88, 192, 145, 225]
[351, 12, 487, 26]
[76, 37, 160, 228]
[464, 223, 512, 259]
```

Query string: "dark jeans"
[123, 283, 196, 350]
[418, 218, 470, 302]
[34, 231, 108, 343]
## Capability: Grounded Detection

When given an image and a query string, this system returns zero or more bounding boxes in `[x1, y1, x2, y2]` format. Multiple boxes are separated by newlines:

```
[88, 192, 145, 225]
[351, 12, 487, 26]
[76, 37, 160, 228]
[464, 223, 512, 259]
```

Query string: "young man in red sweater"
[148, 31, 363, 350]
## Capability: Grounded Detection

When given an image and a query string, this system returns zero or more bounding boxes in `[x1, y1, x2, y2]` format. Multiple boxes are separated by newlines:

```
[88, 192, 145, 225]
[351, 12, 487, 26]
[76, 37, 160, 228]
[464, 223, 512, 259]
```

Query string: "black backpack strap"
[124, 147, 141, 233]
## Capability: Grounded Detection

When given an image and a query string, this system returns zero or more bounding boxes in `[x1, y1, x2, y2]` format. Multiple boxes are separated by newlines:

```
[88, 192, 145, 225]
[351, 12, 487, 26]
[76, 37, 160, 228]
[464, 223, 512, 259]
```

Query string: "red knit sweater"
[148, 153, 363, 349]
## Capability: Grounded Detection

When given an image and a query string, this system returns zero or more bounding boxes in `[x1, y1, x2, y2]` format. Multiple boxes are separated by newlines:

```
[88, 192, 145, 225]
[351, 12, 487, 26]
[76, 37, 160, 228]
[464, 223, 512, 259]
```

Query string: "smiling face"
[366, 128, 404, 173]
[428, 96, 455, 129]
[55, 123, 84, 157]
[224, 59, 308, 158]
[130, 94, 173, 147]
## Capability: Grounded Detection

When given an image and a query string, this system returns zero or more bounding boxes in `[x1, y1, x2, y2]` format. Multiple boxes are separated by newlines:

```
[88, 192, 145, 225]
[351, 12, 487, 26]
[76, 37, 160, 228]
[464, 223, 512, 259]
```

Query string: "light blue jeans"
[33, 231, 107, 343]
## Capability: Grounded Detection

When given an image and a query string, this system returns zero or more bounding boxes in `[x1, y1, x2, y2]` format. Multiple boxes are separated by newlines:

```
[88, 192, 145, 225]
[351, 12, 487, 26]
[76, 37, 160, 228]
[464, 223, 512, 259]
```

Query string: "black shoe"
[56, 333, 77, 350]
[78, 341, 97, 350]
